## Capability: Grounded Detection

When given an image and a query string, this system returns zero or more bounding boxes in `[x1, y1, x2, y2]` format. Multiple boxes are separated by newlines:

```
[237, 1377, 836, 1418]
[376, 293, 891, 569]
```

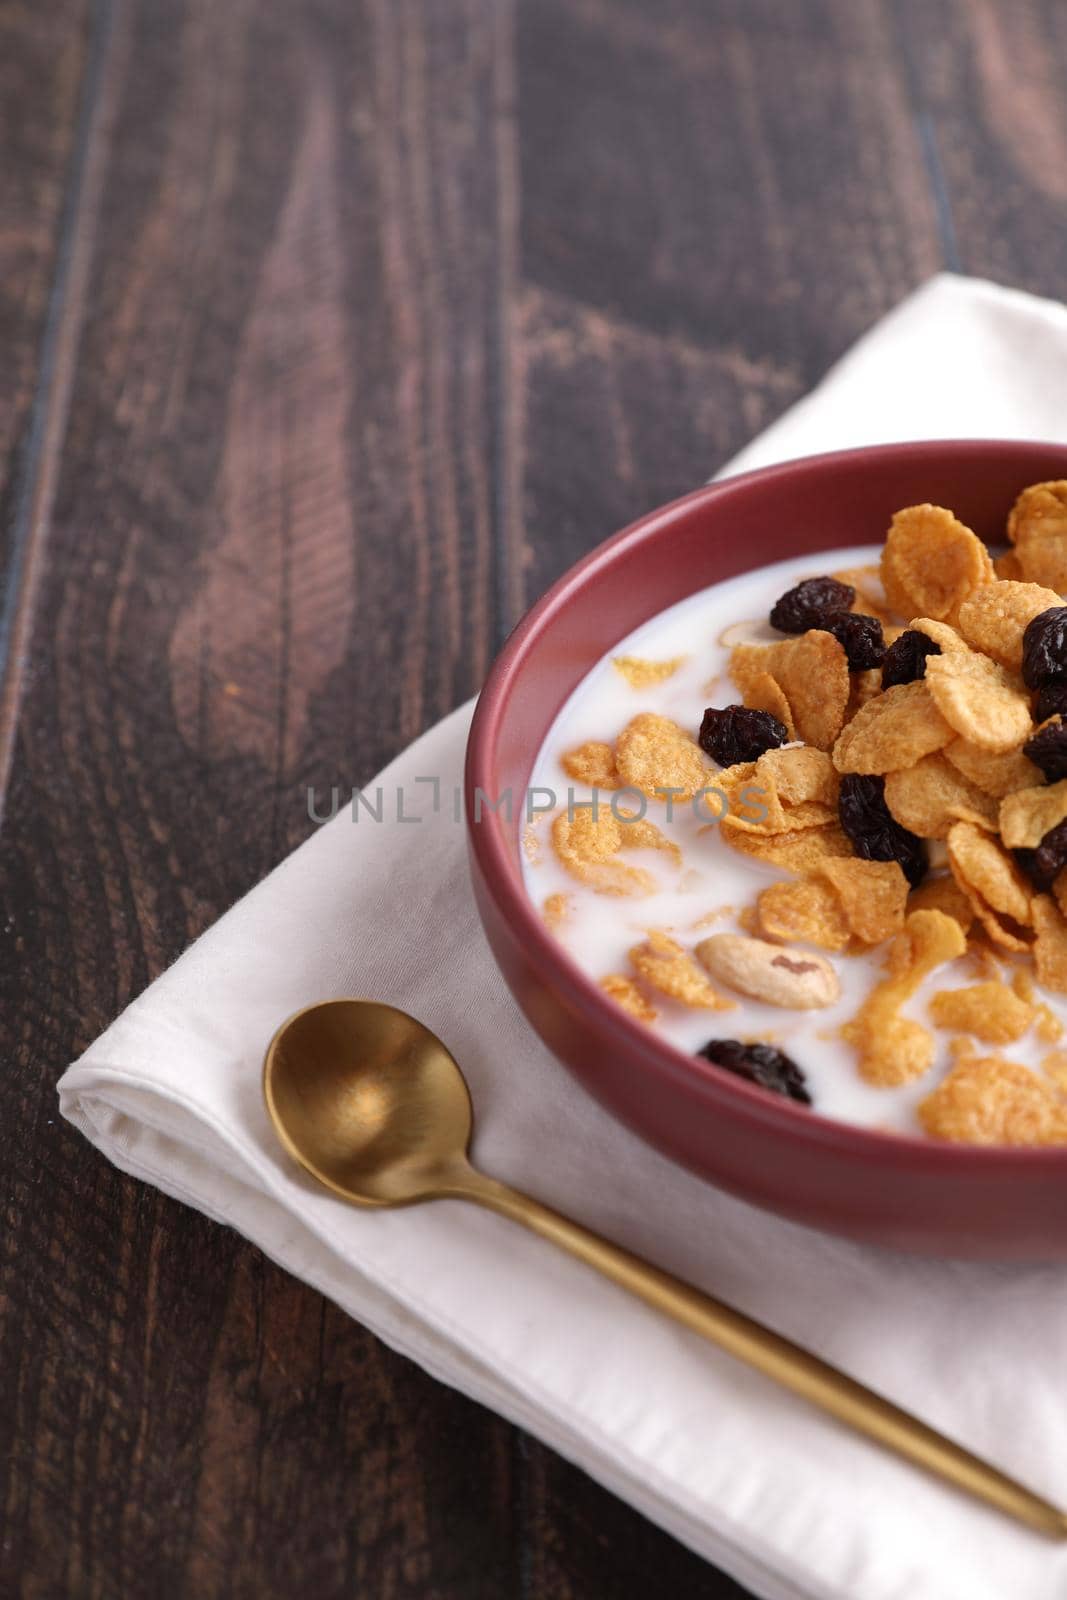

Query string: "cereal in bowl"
[522, 484, 1067, 1144]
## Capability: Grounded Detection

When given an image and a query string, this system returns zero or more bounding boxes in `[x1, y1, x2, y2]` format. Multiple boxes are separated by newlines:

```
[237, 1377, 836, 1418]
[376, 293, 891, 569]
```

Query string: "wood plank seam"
[0, 0, 126, 825]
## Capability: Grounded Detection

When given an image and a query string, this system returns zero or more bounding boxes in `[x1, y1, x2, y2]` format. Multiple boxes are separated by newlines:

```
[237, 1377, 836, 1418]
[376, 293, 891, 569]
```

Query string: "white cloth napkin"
[60, 273, 1067, 1600]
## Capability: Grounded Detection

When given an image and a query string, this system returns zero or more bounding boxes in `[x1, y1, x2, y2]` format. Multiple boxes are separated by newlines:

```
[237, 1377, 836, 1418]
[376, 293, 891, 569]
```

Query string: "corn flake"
[946, 821, 1032, 948]
[905, 617, 971, 656]
[1042, 1050, 1067, 1091]
[942, 738, 1042, 798]
[832, 681, 953, 774]
[1033, 895, 1067, 994]
[956, 580, 1062, 670]
[882, 753, 997, 839]
[542, 892, 572, 931]
[1036, 1005, 1064, 1043]
[732, 631, 850, 750]
[881, 504, 994, 624]
[612, 655, 685, 687]
[738, 670, 797, 739]
[720, 819, 855, 872]
[600, 973, 657, 1022]
[906, 875, 975, 934]
[845, 668, 884, 721]
[924, 649, 1031, 752]
[832, 564, 898, 626]
[759, 745, 839, 809]
[615, 713, 708, 799]
[814, 858, 909, 944]
[562, 740, 619, 789]
[994, 549, 1024, 580]
[918, 1056, 1067, 1146]
[552, 807, 677, 896]
[928, 981, 1033, 1044]
[999, 779, 1067, 850]
[842, 909, 966, 1085]
[628, 931, 734, 1009]
[1007, 481, 1067, 592]
[756, 878, 850, 951]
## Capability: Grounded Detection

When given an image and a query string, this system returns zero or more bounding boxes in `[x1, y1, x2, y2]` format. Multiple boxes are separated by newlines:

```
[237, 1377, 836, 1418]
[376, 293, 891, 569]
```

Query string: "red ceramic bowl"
[466, 440, 1067, 1259]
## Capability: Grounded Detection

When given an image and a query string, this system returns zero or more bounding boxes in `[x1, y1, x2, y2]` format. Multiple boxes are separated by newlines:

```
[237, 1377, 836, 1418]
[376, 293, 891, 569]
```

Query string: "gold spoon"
[263, 998, 1067, 1540]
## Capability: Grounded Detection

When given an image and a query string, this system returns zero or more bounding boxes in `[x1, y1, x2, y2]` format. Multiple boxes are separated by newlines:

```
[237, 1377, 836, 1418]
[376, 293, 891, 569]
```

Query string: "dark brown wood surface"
[2, 1, 1066, 1594]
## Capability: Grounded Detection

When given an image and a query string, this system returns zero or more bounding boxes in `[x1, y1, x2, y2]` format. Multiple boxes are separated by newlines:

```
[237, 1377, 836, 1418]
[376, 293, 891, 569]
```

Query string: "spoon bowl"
[263, 999, 474, 1204]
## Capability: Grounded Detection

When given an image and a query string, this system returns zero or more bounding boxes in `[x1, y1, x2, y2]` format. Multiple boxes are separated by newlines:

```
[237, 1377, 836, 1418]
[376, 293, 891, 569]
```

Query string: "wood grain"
[2, 0, 1067, 1595]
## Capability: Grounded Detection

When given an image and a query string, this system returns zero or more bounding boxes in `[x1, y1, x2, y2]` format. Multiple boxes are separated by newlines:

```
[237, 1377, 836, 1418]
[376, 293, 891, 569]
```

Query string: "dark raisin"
[1023, 717, 1067, 782]
[881, 628, 942, 689]
[823, 612, 885, 671]
[699, 704, 789, 766]
[697, 1039, 812, 1105]
[1034, 683, 1067, 724]
[770, 575, 855, 633]
[838, 773, 928, 888]
[1022, 607, 1067, 690]
[1014, 818, 1067, 893]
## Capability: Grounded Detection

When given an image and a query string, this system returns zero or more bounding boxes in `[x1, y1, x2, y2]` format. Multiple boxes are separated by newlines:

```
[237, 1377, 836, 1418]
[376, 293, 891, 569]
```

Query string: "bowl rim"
[466, 438, 1067, 1172]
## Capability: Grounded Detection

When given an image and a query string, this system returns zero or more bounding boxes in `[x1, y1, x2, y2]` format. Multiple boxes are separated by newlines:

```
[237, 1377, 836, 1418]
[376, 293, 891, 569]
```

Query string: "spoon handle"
[460, 1169, 1066, 1539]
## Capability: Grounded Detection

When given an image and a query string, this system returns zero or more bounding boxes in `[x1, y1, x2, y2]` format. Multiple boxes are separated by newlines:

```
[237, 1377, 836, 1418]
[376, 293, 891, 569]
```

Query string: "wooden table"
[2, 1, 1065, 1593]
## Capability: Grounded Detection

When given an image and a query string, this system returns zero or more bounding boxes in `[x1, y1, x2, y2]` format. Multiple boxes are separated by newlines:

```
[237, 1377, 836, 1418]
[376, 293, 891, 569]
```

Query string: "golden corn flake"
[542, 892, 572, 930]
[880, 504, 995, 624]
[946, 821, 1032, 948]
[725, 745, 839, 838]
[1008, 480, 1067, 545]
[741, 671, 797, 739]
[709, 759, 762, 821]
[928, 981, 1033, 1044]
[1032, 895, 1067, 994]
[623, 816, 684, 864]
[883, 753, 997, 840]
[832, 564, 898, 626]
[924, 649, 1031, 753]
[955, 581, 1062, 670]
[999, 779, 1067, 850]
[600, 973, 657, 1022]
[552, 807, 677, 896]
[842, 909, 967, 1086]
[720, 818, 855, 872]
[852, 1014, 937, 1088]
[994, 549, 1025, 580]
[1007, 481, 1067, 591]
[918, 1056, 1067, 1146]
[628, 931, 734, 1009]
[906, 874, 975, 935]
[562, 740, 619, 789]
[831, 681, 953, 775]
[814, 858, 909, 944]
[845, 668, 883, 721]
[1012, 966, 1035, 1002]
[612, 655, 685, 687]
[942, 737, 1042, 798]
[756, 878, 850, 951]
[759, 745, 839, 809]
[905, 617, 970, 656]
[1036, 1005, 1064, 1043]
[615, 713, 708, 799]
[732, 631, 850, 751]
[1042, 1050, 1067, 1091]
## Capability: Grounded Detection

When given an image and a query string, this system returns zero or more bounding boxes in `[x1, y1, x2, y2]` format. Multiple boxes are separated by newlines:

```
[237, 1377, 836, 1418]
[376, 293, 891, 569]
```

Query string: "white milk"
[522, 546, 1057, 1136]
